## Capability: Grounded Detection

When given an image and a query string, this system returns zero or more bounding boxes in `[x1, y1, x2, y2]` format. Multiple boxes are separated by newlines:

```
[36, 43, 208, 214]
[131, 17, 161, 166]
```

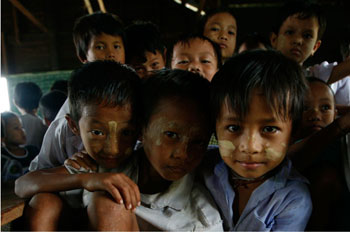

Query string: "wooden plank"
[97, 0, 106, 12]
[8, 0, 48, 33]
[84, 0, 93, 14]
[1, 182, 26, 226]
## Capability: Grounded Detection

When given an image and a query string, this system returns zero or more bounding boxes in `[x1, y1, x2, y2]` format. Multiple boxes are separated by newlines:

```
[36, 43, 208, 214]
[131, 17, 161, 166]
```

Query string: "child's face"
[203, 12, 237, 60]
[270, 14, 321, 65]
[84, 33, 125, 64]
[216, 90, 292, 179]
[4, 116, 26, 146]
[301, 81, 336, 136]
[142, 98, 211, 181]
[129, 50, 166, 78]
[171, 38, 218, 81]
[69, 103, 137, 169]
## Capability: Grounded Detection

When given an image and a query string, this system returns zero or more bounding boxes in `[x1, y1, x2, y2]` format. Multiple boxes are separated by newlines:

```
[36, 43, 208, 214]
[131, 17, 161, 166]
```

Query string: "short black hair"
[197, 8, 237, 35]
[73, 11, 125, 62]
[166, 33, 222, 69]
[125, 21, 166, 64]
[50, 80, 68, 95]
[1, 111, 19, 138]
[272, 0, 327, 41]
[68, 60, 141, 124]
[39, 90, 67, 123]
[140, 69, 211, 128]
[14, 82, 42, 112]
[238, 32, 271, 52]
[211, 50, 307, 126]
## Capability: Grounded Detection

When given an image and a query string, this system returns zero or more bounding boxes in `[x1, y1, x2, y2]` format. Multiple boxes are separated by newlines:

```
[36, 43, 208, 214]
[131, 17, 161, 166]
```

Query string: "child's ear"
[311, 40, 322, 56]
[65, 114, 80, 135]
[269, 32, 278, 49]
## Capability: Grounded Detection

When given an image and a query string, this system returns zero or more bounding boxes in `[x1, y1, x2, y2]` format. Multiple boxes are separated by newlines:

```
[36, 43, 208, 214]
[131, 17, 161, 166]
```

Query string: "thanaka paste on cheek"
[265, 147, 283, 161]
[218, 140, 236, 157]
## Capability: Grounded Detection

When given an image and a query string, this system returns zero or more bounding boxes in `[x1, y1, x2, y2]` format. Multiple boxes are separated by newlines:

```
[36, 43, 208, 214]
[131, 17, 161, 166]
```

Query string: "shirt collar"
[141, 172, 194, 211]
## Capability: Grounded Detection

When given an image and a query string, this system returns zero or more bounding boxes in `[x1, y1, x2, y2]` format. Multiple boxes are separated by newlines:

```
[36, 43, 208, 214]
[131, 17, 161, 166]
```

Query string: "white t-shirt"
[67, 155, 224, 231]
[20, 113, 47, 149]
[307, 61, 350, 106]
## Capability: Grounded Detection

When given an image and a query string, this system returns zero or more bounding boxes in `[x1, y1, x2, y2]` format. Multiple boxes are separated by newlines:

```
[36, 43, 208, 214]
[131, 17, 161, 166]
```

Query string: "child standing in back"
[168, 34, 221, 81]
[202, 50, 312, 231]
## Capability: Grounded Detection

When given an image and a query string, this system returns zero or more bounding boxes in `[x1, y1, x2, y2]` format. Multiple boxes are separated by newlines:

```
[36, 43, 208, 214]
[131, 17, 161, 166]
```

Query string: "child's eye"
[134, 66, 146, 73]
[262, 126, 278, 133]
[303, 33, 313, 39]
[201, 59, 211, 64]
[95, 45, 105, 50]
[151, 62, 160, 69]
[210, 27, 220, 32]
[228, 31, 235, 36]
[285, 30, 294, 35]
[114, 44, 121, 49]
[177, 60, 189, 65]
[164, 131, 179, 139]
[91, 130, 104, 136]
[227, 125, 240, 132]
[321, 104, 331, 111]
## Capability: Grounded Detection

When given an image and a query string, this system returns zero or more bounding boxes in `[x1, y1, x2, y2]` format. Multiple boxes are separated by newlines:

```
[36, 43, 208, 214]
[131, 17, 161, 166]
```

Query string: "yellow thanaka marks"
[106, 121, 118, 151]
[265, 147, 283, 161]
[218, 140, 236, 157]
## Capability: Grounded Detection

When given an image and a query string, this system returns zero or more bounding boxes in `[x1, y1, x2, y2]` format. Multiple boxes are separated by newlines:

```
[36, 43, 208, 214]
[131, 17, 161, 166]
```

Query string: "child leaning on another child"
[64, 68, 224, 231]
[201, 50, 312, 231]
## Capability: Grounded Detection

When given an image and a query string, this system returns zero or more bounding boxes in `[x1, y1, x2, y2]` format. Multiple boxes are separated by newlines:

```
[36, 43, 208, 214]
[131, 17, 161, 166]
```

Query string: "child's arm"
[328, 59, 350, 84]
[15, 165, 140, 210]
[288, 112, 350, 172]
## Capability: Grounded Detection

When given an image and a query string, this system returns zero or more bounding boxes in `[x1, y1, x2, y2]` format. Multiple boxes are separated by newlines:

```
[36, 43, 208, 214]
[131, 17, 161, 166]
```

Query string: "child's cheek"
[264, 143, 287, 161]
[218, 140, 236, 158]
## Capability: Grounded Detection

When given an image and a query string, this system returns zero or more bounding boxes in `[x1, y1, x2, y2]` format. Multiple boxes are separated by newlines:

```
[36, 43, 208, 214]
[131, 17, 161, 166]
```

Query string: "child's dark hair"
[125, 21, 166, 64]
[39, 90, 67, 123]
[211, 50, 307, 126]
[73, 11, 125, 61]
[238, 32, 271, 51]
[272, 0, 326, 41]
[197, 8, 237, 35]
[1, 111, 20, 138]
[50, 79, 68, 95]
[166, 33, 222, 69]
[306, 76, 335, 97]
[68, 60, 140, 124]
[14, 82, 42, 112]
[140, 69, 211, 128]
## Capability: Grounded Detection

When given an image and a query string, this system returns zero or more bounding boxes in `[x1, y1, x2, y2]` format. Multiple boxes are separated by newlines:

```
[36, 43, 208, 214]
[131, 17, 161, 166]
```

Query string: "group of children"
[2, 0, 350, 231]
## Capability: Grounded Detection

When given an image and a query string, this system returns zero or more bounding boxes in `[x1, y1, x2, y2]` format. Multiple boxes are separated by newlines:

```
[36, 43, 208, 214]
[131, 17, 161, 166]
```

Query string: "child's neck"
[138, 155, 172, 194]
[5, 144, 26, 156]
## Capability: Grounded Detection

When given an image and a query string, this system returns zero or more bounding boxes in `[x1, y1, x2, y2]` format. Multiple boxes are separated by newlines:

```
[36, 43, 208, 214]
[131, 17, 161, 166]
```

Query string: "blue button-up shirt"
[202, 150, 312, 231]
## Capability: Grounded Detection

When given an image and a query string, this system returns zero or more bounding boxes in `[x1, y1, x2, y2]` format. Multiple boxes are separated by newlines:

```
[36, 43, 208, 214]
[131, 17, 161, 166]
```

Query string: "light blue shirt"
[202, 150, 312, 231]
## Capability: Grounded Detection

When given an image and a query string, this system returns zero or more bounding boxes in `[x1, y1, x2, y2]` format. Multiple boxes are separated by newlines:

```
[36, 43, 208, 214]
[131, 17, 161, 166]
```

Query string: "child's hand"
[82, 172, 141, 211]
[64, 151, 98, 173]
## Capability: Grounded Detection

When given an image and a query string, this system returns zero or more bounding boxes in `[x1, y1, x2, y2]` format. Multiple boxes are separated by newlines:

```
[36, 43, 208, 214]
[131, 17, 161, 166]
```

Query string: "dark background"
[1, 0, 350, 75]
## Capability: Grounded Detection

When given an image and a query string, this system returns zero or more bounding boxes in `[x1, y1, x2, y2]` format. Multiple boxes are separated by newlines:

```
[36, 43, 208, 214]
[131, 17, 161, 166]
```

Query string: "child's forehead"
[284, 13, 320, 27]
[175, 38, 216, 55]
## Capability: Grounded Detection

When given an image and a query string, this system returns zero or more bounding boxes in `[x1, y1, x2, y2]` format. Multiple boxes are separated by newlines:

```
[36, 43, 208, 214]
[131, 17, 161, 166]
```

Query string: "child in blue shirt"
[202, 50, 312, 231]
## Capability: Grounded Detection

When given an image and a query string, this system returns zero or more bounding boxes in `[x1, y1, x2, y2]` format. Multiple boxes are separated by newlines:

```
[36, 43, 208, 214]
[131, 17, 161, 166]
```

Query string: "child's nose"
[172, 141, 189, 160]
[307, 108, 321, 121]
[292, 34, 303, 45]
[238, 131, 263, 154]
[219, 31, 228, 40]
[104, 136, 119, 156]
[106, 47, 115, 59]
[187, 62, 201, 73]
